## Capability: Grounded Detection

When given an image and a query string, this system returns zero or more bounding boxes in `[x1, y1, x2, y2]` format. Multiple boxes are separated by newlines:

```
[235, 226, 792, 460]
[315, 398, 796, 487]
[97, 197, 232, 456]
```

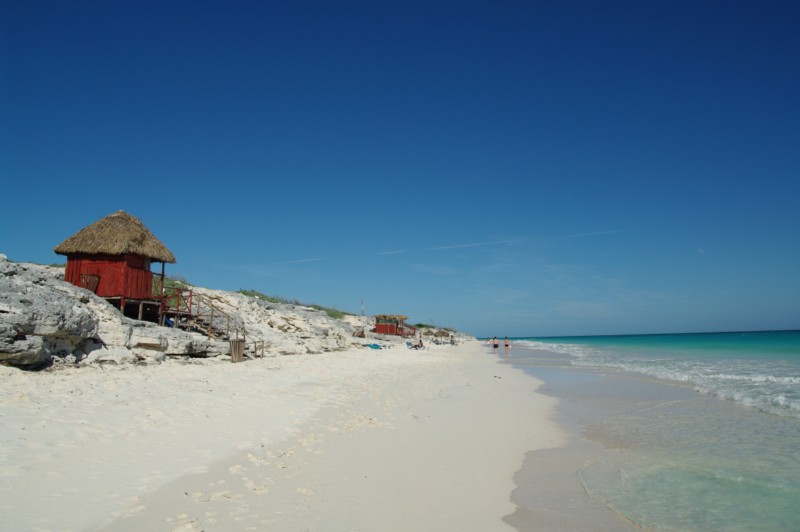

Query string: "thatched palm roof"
[54, 210, 176, 263]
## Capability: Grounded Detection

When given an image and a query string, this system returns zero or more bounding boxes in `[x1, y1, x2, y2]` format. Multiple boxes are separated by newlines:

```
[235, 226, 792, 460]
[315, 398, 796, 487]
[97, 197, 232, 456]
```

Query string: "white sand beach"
[1, 340, 565, 531]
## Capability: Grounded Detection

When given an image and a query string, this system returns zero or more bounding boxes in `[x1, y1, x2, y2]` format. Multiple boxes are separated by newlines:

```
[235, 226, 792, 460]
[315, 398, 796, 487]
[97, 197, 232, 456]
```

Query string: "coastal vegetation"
[163, 275, 190, 290]
[238, 289, 290, 305]
[416, 323, 456, 333]
[152, 275, 190, 300]
[238, 288, 350, 320]
[0, 257, 369, 368]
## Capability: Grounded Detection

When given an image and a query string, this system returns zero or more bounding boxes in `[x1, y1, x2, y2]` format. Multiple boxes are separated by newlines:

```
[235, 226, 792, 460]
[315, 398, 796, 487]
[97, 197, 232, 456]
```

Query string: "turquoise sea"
[509, 330, 800, 531]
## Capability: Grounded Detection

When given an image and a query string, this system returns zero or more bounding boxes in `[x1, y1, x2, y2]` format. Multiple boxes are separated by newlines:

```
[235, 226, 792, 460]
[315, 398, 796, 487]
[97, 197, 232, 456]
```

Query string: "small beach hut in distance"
[374, 315, 416, 337]
[54, 210, 176, 321]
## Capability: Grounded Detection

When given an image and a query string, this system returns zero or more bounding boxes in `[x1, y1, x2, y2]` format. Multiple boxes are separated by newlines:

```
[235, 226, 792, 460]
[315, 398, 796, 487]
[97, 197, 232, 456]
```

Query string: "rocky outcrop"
[188, 286, 365, 356]
[0, 255, 374, 369]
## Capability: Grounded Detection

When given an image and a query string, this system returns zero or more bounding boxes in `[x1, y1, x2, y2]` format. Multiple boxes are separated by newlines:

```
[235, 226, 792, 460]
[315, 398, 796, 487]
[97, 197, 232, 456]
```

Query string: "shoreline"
[501, 343, 704, 531]
[2, 340, 565, 531]
[502, 359, 654, 530]
[502, 342, 794, 531]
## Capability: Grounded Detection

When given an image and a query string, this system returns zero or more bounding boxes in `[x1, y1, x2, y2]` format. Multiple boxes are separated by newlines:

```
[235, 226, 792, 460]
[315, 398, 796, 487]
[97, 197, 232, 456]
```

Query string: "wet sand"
[502, 348, 699, 530]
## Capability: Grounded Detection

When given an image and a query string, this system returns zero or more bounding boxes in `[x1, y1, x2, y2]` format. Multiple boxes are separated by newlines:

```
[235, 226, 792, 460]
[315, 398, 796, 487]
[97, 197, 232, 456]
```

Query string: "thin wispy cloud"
[374, 250, 407, 256]
[267, 257, 325, 265]
[563, 229, 636, 239]
[426, 238, 525, 251]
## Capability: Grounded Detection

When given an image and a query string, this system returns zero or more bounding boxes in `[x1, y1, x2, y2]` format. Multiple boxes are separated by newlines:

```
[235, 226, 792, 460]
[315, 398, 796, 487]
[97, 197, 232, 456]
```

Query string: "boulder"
[0, 255, 220, 368]
[0, 254, 409, 370]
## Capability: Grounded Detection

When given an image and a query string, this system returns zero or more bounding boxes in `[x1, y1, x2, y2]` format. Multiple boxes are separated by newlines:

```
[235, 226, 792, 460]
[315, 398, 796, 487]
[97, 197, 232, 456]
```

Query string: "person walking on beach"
[504, 336, 510, 355]
[493, 337, 499, 350]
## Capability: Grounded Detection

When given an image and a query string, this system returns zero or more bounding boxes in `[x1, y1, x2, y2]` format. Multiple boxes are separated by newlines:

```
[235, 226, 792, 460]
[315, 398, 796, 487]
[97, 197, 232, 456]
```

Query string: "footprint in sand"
[209, 490, 237, 502]
[246, 453, 271, 466]
[243, 477, 269, 493]
[169, 517, 202, 531]
[186, 492, 209, 503]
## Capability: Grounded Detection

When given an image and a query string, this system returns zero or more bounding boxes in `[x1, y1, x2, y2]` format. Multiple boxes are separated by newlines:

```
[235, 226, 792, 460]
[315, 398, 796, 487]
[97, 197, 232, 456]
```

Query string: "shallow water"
[505, 333, 800, 531]
[520, 331, 800, 419]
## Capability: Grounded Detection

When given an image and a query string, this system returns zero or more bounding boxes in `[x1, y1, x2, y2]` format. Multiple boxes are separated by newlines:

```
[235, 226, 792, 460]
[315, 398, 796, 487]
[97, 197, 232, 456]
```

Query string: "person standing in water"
[504, 336, 510, 355]
[493, 337, 499, 350]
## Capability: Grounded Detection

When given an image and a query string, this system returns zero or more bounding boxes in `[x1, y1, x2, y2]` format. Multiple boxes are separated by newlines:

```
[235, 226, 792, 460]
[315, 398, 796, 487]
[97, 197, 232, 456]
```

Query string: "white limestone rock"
[0, 256, 218, 368]
[0, 254, 418, 370]
[82, 347, 137, 365]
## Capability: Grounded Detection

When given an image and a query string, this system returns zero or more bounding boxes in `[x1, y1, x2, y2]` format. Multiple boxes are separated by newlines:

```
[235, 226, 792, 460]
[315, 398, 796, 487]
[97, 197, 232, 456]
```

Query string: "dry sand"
[1, 340, 565, 531]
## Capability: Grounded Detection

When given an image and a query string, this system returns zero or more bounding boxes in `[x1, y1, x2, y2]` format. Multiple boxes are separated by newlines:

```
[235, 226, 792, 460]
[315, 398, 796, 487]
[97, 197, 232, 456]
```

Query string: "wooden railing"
[250, 339, 266, 357]
[160, 288, 240, 340]
[161, 287, 193, 314]
[230, 331, 267, 359]
[160, 289, 269, 358]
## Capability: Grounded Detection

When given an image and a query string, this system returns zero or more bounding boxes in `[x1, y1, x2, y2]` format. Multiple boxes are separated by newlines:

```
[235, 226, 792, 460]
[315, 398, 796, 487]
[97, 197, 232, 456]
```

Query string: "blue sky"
[1, 1, 798, 337]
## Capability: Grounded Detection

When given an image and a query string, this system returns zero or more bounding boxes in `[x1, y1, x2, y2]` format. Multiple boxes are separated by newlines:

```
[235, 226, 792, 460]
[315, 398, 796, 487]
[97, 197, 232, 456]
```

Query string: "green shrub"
[152, 275, 190, 299]
[310, 305, 347, 320]
[164, 277, 190, 290]
[237, 289, 289, 305]
[238, 289, 351, 320]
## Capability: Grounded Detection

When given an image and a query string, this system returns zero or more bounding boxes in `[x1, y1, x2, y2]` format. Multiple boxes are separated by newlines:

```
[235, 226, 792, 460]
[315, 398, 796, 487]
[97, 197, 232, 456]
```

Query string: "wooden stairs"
[160, 289, 265, 359]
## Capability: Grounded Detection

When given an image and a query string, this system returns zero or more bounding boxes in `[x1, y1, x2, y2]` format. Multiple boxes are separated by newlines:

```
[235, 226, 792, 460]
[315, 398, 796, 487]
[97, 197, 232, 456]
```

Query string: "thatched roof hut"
[54, 211, 175, 315]
[374, 314, 416, 337]
[54, 210, 175, 263]
[374, 314, 408, 322]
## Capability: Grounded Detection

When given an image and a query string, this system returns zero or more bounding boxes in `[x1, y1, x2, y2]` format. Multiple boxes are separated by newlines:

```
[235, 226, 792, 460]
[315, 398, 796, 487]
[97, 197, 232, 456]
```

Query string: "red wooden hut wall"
[374, 322, 398, 335]
[374, 316, 416, 336]
[65, 253, 154, 300]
